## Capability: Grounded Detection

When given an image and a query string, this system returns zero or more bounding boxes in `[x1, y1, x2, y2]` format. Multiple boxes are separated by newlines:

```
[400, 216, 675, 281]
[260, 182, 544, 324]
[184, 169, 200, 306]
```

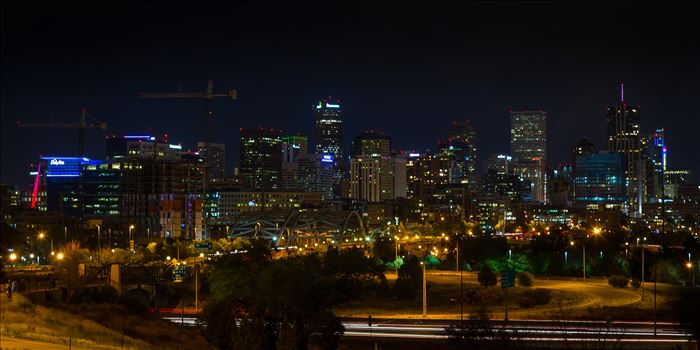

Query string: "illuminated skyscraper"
[197, 142, 226, 179]
[239, 128, 284, 190]
[510, 111, 547, 203]
[510, 110, 547, 164]
[605, 83, 642, 216]
[641, 129, 665, 203]
[447, 120, 477, 183]
[315, 97, 344, 180]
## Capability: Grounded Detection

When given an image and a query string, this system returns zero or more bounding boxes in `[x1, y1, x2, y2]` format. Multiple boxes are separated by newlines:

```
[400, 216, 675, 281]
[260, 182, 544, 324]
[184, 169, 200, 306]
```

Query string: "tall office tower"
[197, 142, 226, 179]
[640, 129, 666, 203]
[573, 152, 626, 205]
[510, 110, 547, 164]
[350, 130, 391, 157]
[349, 155, 394, 202]
[405, 152, 456, 217]
[447, 120, 477, 183]
[605, 84, 642, 216]
[641, 129, 665, 202]
[315, 97, 344, 180]
[571, 138, 598, 200]
[297, 154, 336, 200]
[511, 111, 547, 203]
[239, 128, 284, 190]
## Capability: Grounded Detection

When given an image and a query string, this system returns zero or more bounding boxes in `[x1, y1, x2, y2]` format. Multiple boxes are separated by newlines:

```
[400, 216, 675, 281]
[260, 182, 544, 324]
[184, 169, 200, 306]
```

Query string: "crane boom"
[17, 121, 107, 129]
[16, 108, 107, 157]
[139, 91, 236, 99]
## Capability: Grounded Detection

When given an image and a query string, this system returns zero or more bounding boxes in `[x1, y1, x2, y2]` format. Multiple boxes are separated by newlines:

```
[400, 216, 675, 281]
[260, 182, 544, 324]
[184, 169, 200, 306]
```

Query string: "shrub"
[517, 272, 534, 287]
[478, 266, 497, 288]
[608, 275, 629, 288]
[631, 278, 642, 289]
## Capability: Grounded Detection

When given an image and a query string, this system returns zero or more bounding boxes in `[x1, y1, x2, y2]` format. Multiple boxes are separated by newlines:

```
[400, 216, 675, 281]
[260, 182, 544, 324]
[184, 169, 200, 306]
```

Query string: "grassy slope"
[0, 294, 211, 350]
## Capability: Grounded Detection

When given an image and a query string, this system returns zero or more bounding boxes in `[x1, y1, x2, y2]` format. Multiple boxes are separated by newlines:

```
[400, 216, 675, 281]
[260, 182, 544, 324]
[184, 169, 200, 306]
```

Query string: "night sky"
[2, 1, 699, 186]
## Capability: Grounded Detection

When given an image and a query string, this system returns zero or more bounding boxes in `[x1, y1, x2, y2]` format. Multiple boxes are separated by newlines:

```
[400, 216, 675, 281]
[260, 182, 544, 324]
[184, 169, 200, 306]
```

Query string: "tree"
[478, 266, 497, 288]
[394, 254, 422, 299]
[203, 250, 375, 349]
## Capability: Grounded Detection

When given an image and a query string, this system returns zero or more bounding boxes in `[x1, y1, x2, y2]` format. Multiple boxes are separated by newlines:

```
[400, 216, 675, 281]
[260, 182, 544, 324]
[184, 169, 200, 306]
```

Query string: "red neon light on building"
[31, 162, 41, 208]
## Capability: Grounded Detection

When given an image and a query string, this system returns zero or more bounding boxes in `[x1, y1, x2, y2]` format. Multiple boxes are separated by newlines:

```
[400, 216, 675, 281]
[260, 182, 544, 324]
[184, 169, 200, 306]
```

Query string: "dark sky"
[2, 1, 699, 186]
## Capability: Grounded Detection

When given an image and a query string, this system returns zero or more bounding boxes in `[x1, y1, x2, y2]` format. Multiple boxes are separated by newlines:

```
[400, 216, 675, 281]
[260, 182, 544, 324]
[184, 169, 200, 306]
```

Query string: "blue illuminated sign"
[321, 154, 334, 163]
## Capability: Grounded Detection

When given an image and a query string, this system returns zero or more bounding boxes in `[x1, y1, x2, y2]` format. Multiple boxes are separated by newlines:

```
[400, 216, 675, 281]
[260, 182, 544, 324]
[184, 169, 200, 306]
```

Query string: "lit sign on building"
[50, 159, 65, 165]
[169, 144, 182, 150]
[409, 153, 420, 158]
[321, 154, 334, 163]
[326, 103, 340, 108]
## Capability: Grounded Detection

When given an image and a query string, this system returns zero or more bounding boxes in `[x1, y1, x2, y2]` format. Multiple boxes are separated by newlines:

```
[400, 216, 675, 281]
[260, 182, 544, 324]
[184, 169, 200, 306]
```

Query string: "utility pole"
[422, 262, 427, 318]
[642, 247, 645, 301]
[583, 242, 586, 283]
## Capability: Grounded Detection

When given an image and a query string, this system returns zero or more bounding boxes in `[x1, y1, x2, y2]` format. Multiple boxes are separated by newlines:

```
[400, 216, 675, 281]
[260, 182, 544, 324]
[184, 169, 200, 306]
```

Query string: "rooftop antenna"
[621, 82, 624, 102]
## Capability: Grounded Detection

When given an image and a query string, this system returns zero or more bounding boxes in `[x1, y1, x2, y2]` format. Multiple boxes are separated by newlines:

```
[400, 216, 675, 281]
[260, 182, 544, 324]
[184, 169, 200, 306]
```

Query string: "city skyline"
[2, 2, 699, 186]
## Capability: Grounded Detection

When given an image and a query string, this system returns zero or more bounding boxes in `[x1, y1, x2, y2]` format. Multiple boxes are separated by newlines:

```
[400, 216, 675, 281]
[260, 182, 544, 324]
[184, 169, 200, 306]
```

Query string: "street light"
[9, 253, 17, 272]
[129, 225, 135, 251]
[687, 262, 695, 288]
[421, 261, 427, 318]
[57, 252, 64, 260]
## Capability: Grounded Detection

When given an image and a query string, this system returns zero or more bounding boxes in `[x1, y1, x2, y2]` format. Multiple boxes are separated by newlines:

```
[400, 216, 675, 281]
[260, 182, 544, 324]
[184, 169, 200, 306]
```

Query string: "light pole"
[421, 261, 427, 318]
[687, 262, 695, 288]
[641, 244, 645, 301]
[129, 225, 135, 251]
[582, 242, 586, 283]
[97, 225, 101, 263]
[394, 236, 399, 276]
[64, 226, 68, 243]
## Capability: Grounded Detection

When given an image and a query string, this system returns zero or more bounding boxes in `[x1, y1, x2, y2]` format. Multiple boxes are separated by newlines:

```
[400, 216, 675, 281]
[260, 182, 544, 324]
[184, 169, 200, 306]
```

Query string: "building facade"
[239, 128, 284, 190]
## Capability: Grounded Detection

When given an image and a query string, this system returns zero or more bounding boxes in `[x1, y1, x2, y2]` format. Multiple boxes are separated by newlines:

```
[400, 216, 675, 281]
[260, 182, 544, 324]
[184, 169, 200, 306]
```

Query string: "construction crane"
[139, 80, 237, 239]
[17, 108, 108, 157]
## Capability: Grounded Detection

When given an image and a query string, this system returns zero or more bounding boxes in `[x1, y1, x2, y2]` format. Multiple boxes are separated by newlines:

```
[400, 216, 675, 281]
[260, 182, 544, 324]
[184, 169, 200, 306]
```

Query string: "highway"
[163, 316, 692, 348]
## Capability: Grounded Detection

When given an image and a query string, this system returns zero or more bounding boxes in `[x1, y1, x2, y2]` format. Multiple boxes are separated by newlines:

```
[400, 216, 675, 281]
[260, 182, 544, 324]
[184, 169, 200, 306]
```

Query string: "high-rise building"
[510, 110, 547, 164]
[239, 128, 284, 190]
[447, 120, 477, 183]
[573, 152, 626, 205]
[605, 84, 642, 216]
[297, 154, 336, 200]
[510, 111, 547, 203]
[571, 138, 598, 200]
[197, 142, 226, 179]
[349, 155, 394, 202]
[641, 129, 666, 203]
[120, 154, 205, 241]
[315, 97, 344, 180]
[350, 130, 391, 157]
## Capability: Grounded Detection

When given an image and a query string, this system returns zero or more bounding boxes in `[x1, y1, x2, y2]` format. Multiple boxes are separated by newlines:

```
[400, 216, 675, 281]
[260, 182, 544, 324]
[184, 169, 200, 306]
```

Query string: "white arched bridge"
[224, 209, 368, 247]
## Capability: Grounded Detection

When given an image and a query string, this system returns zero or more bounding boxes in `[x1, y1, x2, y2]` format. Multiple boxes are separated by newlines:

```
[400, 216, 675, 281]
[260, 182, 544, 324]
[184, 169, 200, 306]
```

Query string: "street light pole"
[641, 246, 645, 301]
[422, 262, 427, 318]
[97, 225, 101, 263]
[583, 242, 586, 283]
[395, 237, 399, 276]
